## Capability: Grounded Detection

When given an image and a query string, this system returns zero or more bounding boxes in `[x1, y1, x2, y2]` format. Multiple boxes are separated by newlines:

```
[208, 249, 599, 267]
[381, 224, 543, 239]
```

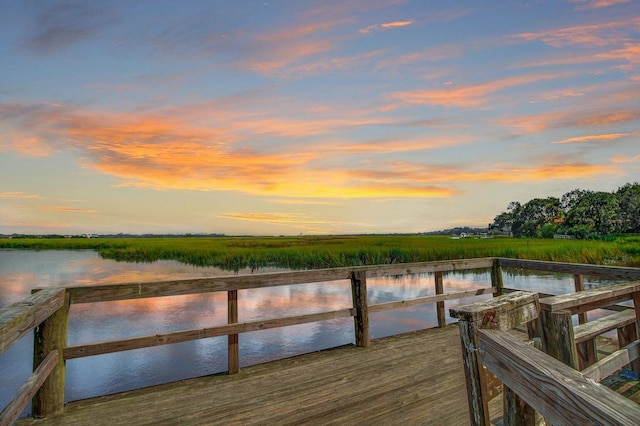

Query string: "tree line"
[490, 183, 640, 239]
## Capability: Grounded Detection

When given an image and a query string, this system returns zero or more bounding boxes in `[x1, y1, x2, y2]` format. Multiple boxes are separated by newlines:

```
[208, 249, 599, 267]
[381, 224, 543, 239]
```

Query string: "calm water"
[0, 249, 611, 416]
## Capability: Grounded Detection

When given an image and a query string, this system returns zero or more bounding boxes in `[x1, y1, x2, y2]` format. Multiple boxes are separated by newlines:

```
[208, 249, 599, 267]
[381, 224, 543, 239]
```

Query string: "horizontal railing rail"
[62, 258, 495, 304]
[498, 258, 640, 280]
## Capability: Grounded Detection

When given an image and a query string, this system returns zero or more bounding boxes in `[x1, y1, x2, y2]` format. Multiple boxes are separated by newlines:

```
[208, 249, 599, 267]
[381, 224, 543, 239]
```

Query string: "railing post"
[450, 291, 540, 426]
[228, 290, 239, 374]
[32, 291, 70, 418]
[573, 274, 596, 369]
[434, 271, 446, 327]
[539, 309, 578, 370]
[350, 271, 370, 347]
[490, 259, 503, 296]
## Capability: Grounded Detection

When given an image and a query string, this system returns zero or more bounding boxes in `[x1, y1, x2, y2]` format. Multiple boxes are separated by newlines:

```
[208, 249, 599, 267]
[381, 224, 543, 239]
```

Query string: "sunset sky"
[1, 0, 638, 235]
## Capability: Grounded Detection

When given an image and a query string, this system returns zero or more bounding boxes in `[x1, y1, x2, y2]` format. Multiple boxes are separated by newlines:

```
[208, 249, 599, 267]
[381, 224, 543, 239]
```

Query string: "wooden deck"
[19, 325, 474, 425]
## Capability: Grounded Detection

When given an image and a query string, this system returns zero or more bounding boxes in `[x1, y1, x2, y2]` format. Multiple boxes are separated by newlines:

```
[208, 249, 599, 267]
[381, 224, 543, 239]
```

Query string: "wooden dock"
[18, 325, 472, 425]
[5, 258, 640, 425]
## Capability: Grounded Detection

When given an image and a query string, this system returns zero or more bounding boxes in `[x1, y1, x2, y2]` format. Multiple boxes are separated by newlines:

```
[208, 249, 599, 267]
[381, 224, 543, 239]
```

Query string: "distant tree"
[490, 183, 638, 238]
[616, 183, 640, 233]
[563, 191, 619, 235]
[560, 188, 590, 213]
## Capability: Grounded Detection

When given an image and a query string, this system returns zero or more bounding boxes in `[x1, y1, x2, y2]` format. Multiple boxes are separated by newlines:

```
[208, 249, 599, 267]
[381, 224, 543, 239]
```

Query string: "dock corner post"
[490, 259, 504, 296]
[32, 290, 70, 418]
[434, 271, 446, 327]
[457, 318, 491, 426]
[350, 270, 370, 348]
[539, 309, 578, 370]
[228, 289, 239, 374]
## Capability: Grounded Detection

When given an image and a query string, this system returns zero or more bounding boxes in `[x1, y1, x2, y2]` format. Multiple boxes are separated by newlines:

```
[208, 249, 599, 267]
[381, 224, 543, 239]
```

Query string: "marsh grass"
[2, 234, 638, 271]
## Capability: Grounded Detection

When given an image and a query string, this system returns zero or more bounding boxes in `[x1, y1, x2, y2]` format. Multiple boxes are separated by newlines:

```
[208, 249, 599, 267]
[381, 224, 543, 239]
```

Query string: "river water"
[0, 249, 611, 416]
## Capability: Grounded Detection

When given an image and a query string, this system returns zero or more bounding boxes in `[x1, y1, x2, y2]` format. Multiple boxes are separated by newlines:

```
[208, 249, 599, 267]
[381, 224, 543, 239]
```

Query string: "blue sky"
[1, 0, 638, 235]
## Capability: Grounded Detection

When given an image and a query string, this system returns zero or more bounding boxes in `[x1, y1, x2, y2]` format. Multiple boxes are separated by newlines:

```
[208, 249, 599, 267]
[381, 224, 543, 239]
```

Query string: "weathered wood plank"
[449, 290, 539, 330]
[574, 309, 636, 343]
[0, 288, 65, 354]
[478, 329, 640, 426]
[0, 351, 58, 426]
[58, 258, 495, 304]
[582, 340, 640, 382]
[64, 308, 355, 359]
[369, 287, 496, 313]
[498, 258, 640, 280]
[539, 309, 578, 369]
[540, 280, 640, 313]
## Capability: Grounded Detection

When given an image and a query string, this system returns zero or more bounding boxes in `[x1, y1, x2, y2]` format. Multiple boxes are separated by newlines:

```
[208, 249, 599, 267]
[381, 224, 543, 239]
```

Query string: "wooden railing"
[1, 257, 497, 422]
[452, 259, 640, 426]
[3, 256, 640, 423]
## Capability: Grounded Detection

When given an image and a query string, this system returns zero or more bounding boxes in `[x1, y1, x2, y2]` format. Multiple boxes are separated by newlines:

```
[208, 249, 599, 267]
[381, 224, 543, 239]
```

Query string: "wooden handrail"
[498, 258, 640, 280]
[478, 329, 640, 425]
[53, 258, 496, 304]
[0, 288, 65, 354]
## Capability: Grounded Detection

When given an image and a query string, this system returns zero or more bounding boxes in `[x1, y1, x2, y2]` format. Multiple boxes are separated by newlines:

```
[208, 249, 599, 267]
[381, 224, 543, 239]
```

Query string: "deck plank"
[18, 325, 472, 425]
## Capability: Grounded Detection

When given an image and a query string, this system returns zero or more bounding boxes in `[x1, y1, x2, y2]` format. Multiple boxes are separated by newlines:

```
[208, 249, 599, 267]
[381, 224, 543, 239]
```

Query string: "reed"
[1, 235, 637, 270]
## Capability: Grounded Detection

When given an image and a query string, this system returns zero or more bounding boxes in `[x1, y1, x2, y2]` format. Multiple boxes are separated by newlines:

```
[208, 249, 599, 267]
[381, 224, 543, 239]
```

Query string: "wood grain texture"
[478, 329, 640, 425]
[0, 288, 65, 354]
[449, 290, 539, 330]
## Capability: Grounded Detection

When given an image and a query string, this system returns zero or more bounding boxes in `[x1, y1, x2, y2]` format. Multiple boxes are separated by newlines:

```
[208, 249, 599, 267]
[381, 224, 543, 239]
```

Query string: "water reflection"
[0, 249, 612, 416]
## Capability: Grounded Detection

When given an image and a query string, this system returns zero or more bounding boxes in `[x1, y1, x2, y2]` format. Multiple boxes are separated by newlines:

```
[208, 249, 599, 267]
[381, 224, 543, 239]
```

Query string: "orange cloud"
[389, 73, 562, 108]
[554, 133, 631, 144]
[611, 154, 640, 163]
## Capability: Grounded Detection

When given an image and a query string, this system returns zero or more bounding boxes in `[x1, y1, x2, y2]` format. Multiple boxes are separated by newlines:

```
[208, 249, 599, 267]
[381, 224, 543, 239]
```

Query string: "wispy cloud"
[389, 73, 563, 108]
[497, 108, 640, 132]
[570, 0, 630, 10]
[554, 133, 632, 144]
[611, 153, 640, 163]
[512, 17, 640, 48]
[359, 20, 414, 34]
[0, 192, 43, 199]
[35, 206, 98, 214]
